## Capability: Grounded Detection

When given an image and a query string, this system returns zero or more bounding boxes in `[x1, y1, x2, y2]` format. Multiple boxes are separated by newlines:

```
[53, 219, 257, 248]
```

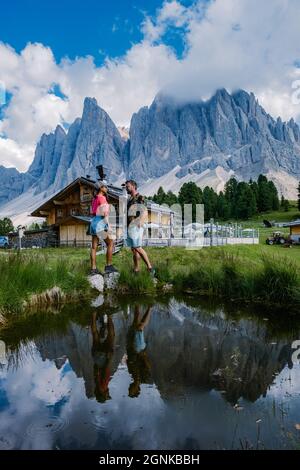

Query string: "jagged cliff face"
[1, 89, 300, 217]
[29, 97, 125, 196]
[128, 89, 300, 190]
[28, 125, 66, 194]
[0, 165, 35, 206]
[55, 97, 124, 189]
[0, 98, 125, 207]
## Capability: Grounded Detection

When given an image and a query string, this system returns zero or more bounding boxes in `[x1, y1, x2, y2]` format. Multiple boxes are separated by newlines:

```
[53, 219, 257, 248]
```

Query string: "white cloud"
[164, 0, 300, 119]
[0, 0, 300, 172]
[0, 137, 34, 171]
[141, 0, 197, 42]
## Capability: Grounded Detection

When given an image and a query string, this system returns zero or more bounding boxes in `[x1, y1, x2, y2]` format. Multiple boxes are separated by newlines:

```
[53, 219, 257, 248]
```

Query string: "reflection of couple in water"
[127, 305, 152, 398]
[91, 304, 152, 402]
[91, 311, 115, 403]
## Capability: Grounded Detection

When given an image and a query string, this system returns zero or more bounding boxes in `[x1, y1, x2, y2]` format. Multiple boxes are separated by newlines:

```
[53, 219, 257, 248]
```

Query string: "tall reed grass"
[0, 252, 90, 313]
[123, 250, 300, 309]
[1, 247, 300, 317]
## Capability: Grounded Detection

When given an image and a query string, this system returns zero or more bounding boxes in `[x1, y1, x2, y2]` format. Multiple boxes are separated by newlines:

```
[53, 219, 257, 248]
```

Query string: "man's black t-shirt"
[127, 193, 145, 226]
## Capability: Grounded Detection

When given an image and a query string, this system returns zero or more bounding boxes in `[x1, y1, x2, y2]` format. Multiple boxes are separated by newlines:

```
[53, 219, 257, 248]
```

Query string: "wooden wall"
[291, 226, 300, 235]
[60, 224, 92, 243]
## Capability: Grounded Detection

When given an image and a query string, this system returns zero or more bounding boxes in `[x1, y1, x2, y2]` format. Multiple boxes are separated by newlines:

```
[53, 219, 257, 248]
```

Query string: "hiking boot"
[148, 267, 156, 278]
[89, 268, 101, 276]
[105, 265, 119, 274]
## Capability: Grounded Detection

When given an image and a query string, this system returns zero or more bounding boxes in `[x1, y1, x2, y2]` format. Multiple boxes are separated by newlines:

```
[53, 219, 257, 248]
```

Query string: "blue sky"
[0, 0, 300, 171]
[0, 0, 195, 64]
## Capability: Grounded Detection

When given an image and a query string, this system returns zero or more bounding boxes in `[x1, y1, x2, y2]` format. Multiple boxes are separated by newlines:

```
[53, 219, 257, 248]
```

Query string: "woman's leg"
[134, 247, 152, 270]
[104, 236, 114, 266]
[90, 236, 99, 269]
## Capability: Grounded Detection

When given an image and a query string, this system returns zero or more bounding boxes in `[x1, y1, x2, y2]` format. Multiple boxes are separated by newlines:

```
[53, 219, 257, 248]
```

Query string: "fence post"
[210, 218, 214, 247]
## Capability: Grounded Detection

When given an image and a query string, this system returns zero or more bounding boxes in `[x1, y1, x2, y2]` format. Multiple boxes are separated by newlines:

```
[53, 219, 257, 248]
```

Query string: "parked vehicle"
[263, 219, 274, 228]
[266, 232, 289, 246]
[0, 236, 9, 248]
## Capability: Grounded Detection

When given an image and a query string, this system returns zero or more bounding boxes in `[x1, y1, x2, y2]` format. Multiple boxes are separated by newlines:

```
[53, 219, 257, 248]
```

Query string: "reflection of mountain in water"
[146, 301, 294, 403]
[35, 301, 294, 404]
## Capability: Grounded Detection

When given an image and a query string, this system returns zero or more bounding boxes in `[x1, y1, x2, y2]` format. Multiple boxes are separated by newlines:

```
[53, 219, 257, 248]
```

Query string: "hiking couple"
[89, 179, 155, 276]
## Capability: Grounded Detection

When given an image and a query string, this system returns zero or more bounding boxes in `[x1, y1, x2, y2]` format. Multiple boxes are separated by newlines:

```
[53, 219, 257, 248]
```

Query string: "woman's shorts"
[89, 216, 109, 240]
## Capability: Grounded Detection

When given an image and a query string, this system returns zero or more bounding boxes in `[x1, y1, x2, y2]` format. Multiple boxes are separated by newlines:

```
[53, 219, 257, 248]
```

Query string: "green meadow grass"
[0, 251, 90, 313]
[2, 230, 300, 315]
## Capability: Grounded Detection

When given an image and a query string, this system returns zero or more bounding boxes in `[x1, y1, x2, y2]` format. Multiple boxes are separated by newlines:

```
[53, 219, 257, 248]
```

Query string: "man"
[89, 181, 118, 275]
[124, 180, 155, 276]
[126, 304, 152, 398]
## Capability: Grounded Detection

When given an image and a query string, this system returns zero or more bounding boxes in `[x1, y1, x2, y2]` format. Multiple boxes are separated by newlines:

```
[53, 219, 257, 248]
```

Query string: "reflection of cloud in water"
[0, 300, 300, 449]
[0, 351, 82, 449]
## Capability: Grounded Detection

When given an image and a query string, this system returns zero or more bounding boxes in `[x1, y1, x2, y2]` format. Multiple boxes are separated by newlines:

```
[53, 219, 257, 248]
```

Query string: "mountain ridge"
[1, 88, 300, 224]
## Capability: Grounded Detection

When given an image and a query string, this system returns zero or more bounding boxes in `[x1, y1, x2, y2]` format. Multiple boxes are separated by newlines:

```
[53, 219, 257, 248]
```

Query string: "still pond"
[0, 296, 300, 450]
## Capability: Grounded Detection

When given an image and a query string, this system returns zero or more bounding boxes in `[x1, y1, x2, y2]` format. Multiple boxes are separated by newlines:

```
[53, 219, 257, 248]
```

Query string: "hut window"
[57, 209, 63, 218]
[81, 191, 92, 202]
[82, 206, 90, 216]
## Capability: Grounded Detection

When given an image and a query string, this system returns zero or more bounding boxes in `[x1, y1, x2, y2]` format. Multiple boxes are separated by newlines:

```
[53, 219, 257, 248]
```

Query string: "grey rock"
[127, 88, 300, 191]
[28, 125, 66, 194]
[0, 165, 34, 206]
[53, 118, 81, 191]
[104, 272, 120, 290]
[63, 97, 124, 185]
[87, 274, 104, 293]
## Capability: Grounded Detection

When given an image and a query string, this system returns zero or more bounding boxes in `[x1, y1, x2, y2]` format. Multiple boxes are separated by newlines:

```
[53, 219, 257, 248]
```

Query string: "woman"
[89, 181, 118, 275]
[91, 310, 115, 403]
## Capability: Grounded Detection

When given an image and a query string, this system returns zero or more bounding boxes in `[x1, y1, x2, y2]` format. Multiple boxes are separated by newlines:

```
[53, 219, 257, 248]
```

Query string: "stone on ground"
[87, 274, 104, 293]
[104, 272, 120, 290]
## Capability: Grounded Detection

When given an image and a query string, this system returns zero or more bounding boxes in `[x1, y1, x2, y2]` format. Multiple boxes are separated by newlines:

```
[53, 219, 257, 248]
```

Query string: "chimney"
[96, 165, 106, 181]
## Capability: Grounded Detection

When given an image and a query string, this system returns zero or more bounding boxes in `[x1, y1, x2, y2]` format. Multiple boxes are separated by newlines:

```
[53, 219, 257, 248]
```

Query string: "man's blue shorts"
[126, 224, 144, 248]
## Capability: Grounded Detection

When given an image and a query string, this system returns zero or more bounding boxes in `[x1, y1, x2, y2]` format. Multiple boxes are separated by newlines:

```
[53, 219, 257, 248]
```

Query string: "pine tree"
[268, 181, 280, 210]
[281, 195, 289, 212]
[224, 178, 238, 218]
[257, 175, 273, 212]
[283, 199, 290, 212]
[249, 180, 259, 209]
[0, 217, 14, 236]
[165, 191, 178, 206]
[298, 182, 300, 212]
[202, 187, 218, 221]
[153, 186, 166, 205]
[216, 192, 230, 220]
[235, 183, 257, 219]
[178, 182, 202, 221]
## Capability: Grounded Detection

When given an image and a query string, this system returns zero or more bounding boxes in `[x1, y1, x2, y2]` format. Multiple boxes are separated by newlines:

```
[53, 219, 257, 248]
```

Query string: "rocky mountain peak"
[1, 89, 300, 218]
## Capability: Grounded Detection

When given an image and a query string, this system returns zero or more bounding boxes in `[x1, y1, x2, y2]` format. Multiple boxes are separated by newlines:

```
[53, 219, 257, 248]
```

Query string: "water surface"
[1, 297, 300, 450]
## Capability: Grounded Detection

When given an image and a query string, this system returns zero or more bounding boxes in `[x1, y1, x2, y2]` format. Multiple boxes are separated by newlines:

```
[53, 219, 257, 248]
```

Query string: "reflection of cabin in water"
[31, 177, 175, 247]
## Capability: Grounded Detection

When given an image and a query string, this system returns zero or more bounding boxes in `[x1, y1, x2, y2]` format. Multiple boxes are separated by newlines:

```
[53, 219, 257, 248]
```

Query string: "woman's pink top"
[91, 194, 110, 217]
